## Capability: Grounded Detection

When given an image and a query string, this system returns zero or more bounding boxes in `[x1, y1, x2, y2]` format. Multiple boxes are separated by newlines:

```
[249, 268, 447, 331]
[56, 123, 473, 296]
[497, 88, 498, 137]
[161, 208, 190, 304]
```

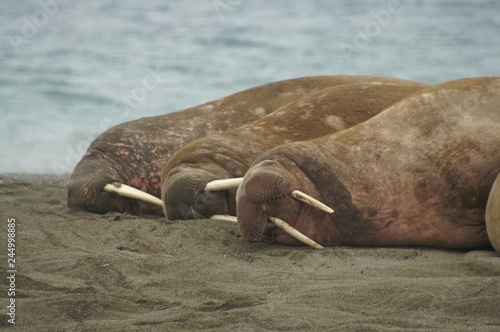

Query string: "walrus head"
[67, 150, 134, 214]
[161, 164, 235, 220]
[237, 160, 300, 242]
[236, 159, 339, 247]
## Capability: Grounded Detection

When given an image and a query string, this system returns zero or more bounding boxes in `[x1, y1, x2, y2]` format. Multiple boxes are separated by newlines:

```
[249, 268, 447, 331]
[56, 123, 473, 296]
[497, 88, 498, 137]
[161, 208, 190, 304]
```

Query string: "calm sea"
[1, 0, 499, 173]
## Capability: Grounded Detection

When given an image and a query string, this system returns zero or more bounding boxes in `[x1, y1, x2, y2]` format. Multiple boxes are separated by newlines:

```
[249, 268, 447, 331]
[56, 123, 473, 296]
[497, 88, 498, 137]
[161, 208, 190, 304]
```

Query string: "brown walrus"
[486, 173, 500, 252]
[236, 77, 500, 250]
[67, 75, 395, 215]
[161, 79, 428, 220]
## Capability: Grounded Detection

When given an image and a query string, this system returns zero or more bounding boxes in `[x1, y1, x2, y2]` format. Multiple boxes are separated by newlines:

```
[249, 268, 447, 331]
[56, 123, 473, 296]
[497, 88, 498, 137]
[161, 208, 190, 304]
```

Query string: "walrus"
[161, 79, 428, 220]
[486, 173, 500, 252]
[236, 77, 500, 250]
[67, 75, 396, 215]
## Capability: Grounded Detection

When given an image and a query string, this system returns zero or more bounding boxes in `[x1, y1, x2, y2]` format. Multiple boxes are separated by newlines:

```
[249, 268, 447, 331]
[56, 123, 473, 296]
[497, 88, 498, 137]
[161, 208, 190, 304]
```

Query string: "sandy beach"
[1, 174, 499, 331]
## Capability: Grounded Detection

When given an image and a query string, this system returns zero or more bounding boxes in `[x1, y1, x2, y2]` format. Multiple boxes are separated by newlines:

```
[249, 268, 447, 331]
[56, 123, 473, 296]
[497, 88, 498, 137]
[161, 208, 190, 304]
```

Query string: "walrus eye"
[85, 152, 96, 160]
[260, 160, 276, 167]
[168, 168, 181, 176]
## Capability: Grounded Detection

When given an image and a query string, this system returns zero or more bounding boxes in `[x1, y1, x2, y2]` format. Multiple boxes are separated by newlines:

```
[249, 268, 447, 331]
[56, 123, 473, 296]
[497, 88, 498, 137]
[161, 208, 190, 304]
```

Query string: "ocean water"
[1, 0, 499, 174]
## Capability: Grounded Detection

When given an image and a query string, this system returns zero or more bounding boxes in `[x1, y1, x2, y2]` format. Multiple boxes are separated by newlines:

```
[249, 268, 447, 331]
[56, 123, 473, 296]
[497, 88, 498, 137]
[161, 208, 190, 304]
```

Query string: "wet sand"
[1, 174, 499, 331]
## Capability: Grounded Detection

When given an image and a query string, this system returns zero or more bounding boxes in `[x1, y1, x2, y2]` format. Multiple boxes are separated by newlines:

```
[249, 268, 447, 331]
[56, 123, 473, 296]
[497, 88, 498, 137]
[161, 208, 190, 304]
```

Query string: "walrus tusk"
[205, 178, 244, 191]
[290, 190, 334, 214]
[268, 217, 324, 250]
[210, 215, 238, 223]
[210, 213, 323, 248]
[210, 215, 323, 249]
[104, 182, 164, 206]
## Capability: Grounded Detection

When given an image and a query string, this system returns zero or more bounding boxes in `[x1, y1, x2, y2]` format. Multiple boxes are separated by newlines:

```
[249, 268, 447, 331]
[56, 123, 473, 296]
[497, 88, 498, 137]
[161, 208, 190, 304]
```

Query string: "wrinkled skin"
[237, 77, 500, 250]
[486, 173, 500, 252]
[69, 75, 391, 215]
[161, 79, 429, 220]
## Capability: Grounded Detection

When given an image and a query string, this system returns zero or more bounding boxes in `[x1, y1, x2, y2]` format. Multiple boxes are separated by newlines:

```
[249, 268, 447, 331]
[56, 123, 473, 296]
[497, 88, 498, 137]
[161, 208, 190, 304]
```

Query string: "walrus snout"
[237, 160, 300, 241]
[163, 168, 232, 220]
[67, 179, 130, 214]
[67, 180, 98, 210]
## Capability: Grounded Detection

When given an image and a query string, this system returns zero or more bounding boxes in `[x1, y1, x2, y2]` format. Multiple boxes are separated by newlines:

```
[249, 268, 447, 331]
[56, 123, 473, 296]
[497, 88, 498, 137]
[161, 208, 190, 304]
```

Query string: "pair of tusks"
[104, 178, 333, 250]
[206, 178, 333, 214]
[207, 178, 331, 250]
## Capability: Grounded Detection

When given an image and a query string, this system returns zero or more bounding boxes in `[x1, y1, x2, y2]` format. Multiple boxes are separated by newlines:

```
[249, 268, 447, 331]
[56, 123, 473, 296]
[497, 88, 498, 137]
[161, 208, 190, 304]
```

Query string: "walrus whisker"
[268, 217, 324, 250]
[78, 182, 97, 206]
[205, 178, 244, 191]
[210, 215, 238, 223]
[290, 190, 334, 214]
[104, 182, 164, 206]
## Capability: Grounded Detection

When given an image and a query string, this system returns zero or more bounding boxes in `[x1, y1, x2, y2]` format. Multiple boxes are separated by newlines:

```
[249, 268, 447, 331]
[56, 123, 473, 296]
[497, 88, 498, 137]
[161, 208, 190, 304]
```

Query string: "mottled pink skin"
[67, 116, 191, 215]
[69, 76, 390, 215]
[237, 77, 500, 249]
